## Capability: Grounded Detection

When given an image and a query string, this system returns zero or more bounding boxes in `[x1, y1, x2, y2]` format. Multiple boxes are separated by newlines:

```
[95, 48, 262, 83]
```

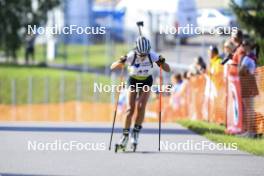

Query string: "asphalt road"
[0, 122, 263, 176]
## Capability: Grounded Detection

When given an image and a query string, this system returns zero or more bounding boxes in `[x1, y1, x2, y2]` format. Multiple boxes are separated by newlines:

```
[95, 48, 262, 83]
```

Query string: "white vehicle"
[197, 8, 237, 34]
[116, 0, 197, 44]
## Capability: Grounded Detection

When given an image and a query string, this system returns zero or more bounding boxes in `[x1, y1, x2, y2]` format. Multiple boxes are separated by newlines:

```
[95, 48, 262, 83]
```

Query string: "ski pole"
[109, 67, 125, 150]
[136, 21, 144, 36]
[158, 65, 162, 151]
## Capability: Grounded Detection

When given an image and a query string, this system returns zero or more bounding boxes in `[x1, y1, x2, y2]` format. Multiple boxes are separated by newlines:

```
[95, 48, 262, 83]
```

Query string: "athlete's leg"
[124, 90, 137, 129]
[130, 88, 150, 146]
[117, 88, 137, 149]
[135, 88, 151, 126]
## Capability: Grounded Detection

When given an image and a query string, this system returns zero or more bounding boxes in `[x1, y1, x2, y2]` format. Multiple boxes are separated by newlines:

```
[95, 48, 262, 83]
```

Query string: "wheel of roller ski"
[132, 144, 137, 152]
[115, 144, 126, 153]
[114, 144, 118, 153]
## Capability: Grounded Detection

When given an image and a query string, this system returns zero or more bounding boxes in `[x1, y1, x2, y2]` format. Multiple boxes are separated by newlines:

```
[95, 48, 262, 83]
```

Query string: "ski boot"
[130, 125, 142, 152]
[115, 129, 129, 153]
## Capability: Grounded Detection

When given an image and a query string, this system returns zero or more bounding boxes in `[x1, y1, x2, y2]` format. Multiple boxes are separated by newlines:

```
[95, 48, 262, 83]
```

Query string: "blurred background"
[0, 0, 263, 122]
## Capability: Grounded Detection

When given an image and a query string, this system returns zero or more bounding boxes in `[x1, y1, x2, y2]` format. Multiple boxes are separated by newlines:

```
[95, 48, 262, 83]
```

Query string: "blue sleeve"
[126, 51, 135, 64]
[149, 51, 160, 62]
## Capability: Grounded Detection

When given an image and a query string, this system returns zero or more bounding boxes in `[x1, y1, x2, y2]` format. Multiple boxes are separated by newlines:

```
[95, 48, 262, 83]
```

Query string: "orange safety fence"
[0, 100, 165, 123]
[164, 65, 264, 134]
[0, 66, 263, 135]
[241, 66, 264, 134]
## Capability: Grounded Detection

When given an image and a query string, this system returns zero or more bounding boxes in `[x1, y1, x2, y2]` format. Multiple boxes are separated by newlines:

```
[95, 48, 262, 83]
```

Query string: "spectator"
[25, 32, 36, 65]
[231, 29, 245, 65]
[195, 56, 207, 74]
[250, 42, 260, 64]
[204, 46, 222, 122]
[171, 73, 183, 93]
[239, 40, 256, 75]
[189, 56, 207, 75]
[208, 45, 222, 74]
[169, 73, 183, 110]
[178, 71, 191, 118]
[239, 39, 259, 138]
[221, 39, 235, 65]
[222, 39, 236, 78]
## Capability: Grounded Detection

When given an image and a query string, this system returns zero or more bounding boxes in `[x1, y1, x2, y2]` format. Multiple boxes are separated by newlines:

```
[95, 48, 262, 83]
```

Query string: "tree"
[0, 0, 60, 62]
[231, 0, 264, 65]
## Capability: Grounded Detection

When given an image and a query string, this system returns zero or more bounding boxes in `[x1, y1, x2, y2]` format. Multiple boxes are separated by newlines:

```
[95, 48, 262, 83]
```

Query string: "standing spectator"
[239, 40, 257, 75]
[170, 73, 183, 93]
[204, 46, 222, 122]
[221, 39, 235, 65]
[231, 29, 245, 65]
[167, 73, 183, 120]
[222, 39, 236, 77]
[189, 56, 207, 75]
[175, 71, 190, 118]
[208, 45, 222, 75]
[250, 42, 259, 64]
[239, 39, 259, 138]
[25, 32, 36, 64]
[195, 56, 207, 74]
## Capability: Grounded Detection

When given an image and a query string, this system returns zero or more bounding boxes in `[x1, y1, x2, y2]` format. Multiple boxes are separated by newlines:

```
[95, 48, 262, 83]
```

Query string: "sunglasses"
[137, 53, 147, 57]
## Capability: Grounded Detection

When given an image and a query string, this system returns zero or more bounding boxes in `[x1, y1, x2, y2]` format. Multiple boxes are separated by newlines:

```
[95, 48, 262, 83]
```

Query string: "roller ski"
[130, 125, 141, 152]
[115, 129, 129, 153]
[130, 130, 138, 152]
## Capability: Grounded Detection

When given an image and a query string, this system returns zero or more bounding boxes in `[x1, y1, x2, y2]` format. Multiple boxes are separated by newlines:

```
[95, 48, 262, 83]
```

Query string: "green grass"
[0, 64, 112, 104]
[258, 39, 264, 66]
[177, 119, 264, 156]
[17, 44, 129, 68]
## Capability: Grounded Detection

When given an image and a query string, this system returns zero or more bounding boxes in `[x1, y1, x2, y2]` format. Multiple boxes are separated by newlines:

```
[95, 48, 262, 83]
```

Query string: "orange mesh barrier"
[0, 101, 160, 123]
[164, 65, 264, 134]
[0, 66, 263, 135]
[242, 67, 264, 134]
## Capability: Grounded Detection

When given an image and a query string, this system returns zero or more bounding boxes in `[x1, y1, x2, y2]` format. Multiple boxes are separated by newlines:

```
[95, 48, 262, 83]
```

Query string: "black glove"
[156, 56, 165, 66]
[118, 56, 127, 64]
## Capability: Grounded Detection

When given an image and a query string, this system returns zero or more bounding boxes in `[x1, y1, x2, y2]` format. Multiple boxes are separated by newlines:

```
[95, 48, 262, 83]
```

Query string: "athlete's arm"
[110, 56, 126, 70]
[156, 56, 171, 72]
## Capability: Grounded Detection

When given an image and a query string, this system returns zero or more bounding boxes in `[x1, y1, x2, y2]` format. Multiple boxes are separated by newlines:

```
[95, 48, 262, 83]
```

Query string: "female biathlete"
[110, 36, 170, 151]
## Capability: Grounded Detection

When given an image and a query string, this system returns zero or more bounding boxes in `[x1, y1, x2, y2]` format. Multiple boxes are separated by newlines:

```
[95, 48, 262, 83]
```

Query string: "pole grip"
[136, 21, 144, 36]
